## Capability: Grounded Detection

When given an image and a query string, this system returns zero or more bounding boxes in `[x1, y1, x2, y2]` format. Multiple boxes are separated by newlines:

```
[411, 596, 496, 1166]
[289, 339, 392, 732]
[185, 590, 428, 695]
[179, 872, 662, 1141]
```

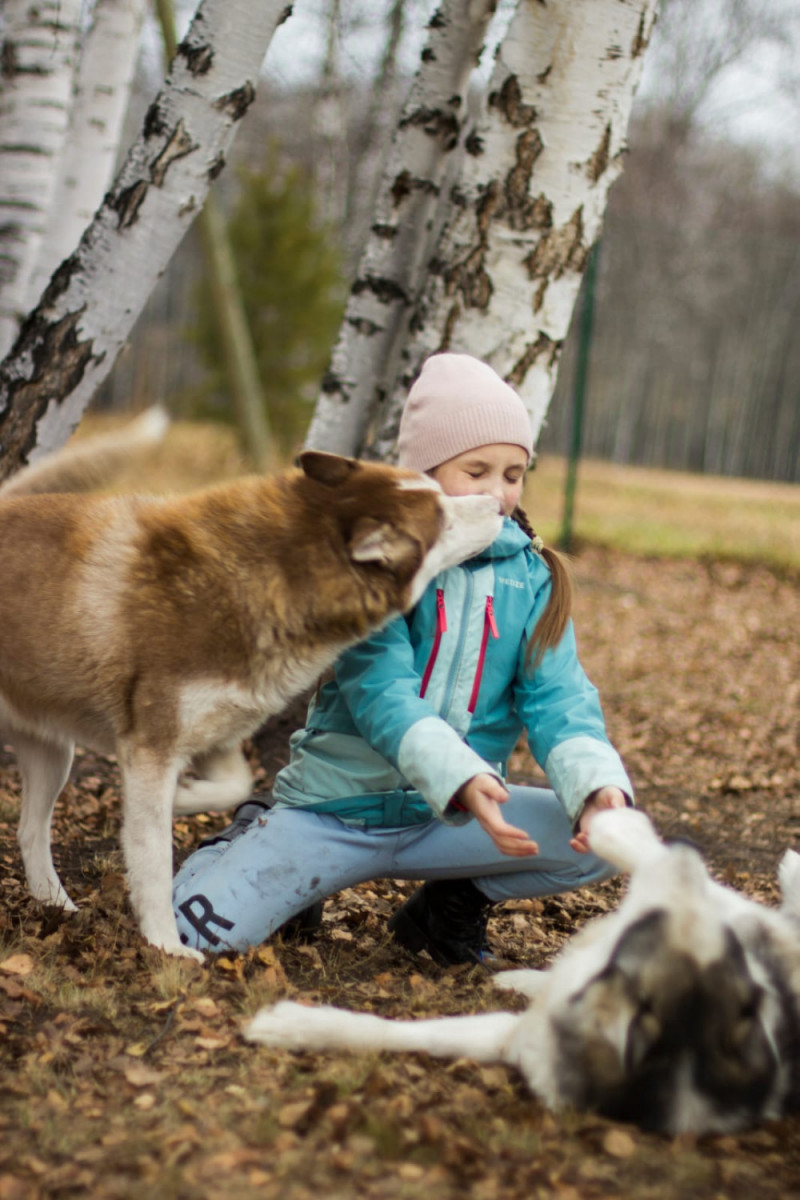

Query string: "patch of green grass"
[525, 456, 800, 571]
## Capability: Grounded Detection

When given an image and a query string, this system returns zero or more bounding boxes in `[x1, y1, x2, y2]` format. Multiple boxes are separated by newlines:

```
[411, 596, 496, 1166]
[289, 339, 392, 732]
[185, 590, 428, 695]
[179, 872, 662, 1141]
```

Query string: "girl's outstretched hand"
[569, 786, 628, 853]
[453, 774, 539, 858]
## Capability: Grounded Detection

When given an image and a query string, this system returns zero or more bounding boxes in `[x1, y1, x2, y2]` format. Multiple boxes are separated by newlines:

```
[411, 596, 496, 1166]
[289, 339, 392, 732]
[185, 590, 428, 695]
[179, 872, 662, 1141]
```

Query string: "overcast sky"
[159, 0, 799, 172]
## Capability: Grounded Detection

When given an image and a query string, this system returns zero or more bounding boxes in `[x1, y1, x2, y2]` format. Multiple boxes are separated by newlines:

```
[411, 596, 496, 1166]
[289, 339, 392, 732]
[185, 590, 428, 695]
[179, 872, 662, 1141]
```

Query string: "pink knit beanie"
[397, 353, 533, 473]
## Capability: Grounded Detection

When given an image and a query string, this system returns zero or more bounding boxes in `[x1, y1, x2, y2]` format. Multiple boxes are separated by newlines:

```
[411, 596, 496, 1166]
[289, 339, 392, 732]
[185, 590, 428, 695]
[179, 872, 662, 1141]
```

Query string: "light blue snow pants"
[172, 785, 616, 954]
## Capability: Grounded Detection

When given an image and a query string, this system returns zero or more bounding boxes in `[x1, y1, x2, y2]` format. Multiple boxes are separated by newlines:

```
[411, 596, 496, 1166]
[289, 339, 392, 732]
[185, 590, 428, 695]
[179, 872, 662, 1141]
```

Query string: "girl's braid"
[509, 504, 573, 668]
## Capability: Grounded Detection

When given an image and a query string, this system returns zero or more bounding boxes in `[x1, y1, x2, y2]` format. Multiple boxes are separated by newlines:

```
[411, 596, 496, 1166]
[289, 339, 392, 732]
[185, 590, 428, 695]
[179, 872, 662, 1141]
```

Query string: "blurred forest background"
[101, 0, 800, 482]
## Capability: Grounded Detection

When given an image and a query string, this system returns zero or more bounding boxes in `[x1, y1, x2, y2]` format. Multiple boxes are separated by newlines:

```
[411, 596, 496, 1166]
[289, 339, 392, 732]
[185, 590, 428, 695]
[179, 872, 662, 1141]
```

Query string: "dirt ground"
[0, 545, 798, 1199]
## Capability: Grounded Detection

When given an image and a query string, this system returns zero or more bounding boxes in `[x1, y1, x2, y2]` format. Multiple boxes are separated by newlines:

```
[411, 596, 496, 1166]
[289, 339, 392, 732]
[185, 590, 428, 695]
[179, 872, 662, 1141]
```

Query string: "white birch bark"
[365, 0, 658, 461]
[304, 0, 498, 456]
[0, 0, 84, 356]
[26, 0, 148, 310]
[0, 0, 291, 481]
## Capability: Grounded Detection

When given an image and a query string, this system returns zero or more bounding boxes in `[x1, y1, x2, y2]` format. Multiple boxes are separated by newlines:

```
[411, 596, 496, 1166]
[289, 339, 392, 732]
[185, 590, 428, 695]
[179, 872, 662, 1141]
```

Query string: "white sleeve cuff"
[397, 716, 501, 821]
[544, 736, 634, 822]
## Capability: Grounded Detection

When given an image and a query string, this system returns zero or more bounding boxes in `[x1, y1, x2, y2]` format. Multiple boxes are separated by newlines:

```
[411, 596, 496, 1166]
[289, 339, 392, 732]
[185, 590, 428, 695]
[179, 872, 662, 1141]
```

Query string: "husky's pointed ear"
[348, 517, 416, 566]
[298, 451, 360, 487]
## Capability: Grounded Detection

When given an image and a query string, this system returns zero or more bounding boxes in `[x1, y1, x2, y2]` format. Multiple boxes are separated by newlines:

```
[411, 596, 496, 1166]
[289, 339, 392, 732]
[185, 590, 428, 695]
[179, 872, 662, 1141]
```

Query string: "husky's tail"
[0, 406, 169, 499]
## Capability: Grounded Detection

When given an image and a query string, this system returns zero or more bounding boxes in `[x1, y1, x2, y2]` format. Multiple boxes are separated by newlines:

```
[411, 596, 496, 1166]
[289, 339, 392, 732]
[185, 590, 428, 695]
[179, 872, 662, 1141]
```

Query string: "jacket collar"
[472, 517, 531, 562]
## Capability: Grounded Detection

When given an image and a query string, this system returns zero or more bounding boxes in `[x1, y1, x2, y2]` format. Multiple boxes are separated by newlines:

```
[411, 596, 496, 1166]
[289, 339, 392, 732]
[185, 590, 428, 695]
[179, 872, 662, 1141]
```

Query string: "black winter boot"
[387, 879, 496, 966]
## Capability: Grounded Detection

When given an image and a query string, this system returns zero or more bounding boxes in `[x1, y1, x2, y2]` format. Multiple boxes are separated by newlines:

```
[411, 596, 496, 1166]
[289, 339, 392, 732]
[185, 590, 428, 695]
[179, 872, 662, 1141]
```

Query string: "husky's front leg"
[118, 747, 203, 961]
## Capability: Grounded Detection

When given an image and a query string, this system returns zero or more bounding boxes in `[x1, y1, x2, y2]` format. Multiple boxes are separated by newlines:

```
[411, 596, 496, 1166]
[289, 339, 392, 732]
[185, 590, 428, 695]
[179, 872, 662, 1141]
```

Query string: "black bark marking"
[506, 334, 561, 387]
[1, 39, 18, 78]
[488, 74, 537, 128]
[351, 275, 410, 305]
[443, 179, 502, 312]
[524, 206, 586, 281]
[0, 310, 100, 481]
[320, 370, 345, 397]
[178, 39, 214, 76]
[278, 6, 293, 26]
[587, 124, 611, 182]
[631, 11, 652, 57]
[371, 223, 397, 240]
[207, 152, 225, 181]
[398, 106, 460, 150]
[347, 315, 383, 336]
[465, 130, 484, 156]
[428, 10, 447, 30]
[390, 170, 440, 206]
[112, 180, 148, 229]
[150, 120, 196, 186]
[213, 82, 256, 121]
[505, 129, 545, 230]
[421, 47, 436, 63]
[144, 100, 169, 139]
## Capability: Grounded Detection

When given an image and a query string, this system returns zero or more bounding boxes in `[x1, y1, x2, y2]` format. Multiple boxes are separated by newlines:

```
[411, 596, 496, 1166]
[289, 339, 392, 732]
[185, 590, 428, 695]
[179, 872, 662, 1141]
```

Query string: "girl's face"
[429, 443, 528, 517]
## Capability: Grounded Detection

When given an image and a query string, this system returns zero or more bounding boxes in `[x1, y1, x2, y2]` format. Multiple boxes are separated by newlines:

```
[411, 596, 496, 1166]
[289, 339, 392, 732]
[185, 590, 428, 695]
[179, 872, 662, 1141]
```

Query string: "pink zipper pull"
[468, 596, 500, 713]
[420, 588, 447, 699]
[436, 586, 448, 633]
[486, 595, 499, 639]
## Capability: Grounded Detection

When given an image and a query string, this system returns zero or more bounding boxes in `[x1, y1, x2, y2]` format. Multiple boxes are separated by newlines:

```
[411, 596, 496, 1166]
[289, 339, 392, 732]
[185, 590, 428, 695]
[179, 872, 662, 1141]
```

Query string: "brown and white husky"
[0, 416, 502, 958]
[246, 808, 800, 1134]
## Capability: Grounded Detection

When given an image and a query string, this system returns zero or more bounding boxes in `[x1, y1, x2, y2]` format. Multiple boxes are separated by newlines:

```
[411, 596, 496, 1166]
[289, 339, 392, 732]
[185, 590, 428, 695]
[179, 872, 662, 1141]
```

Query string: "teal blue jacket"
[272, 519, 632, 826]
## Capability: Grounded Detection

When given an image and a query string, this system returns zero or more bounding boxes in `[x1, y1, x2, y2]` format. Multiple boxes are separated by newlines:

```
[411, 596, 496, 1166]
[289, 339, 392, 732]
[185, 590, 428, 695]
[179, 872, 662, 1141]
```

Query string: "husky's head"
[297, 452, 502, 608]
[550, 843, 787, 1133]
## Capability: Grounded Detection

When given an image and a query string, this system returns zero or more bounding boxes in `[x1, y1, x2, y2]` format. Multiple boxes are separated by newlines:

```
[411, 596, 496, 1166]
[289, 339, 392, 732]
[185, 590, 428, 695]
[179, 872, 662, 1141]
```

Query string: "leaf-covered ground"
[0, 546, 798, 1199]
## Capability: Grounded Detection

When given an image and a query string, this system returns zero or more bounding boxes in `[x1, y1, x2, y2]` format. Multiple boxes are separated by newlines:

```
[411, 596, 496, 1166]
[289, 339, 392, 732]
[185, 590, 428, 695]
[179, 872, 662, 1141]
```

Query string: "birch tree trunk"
[0, 0, 291, 481]
[363, 0, 657, 461]
[304, 0, 498, 456]
[0, 0, 84, 357]
[26, 0, 149, 310]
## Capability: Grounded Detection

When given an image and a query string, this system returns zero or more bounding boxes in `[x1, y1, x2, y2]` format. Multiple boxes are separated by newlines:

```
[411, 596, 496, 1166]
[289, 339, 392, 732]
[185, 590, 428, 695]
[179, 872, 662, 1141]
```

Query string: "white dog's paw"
[492, 969, 546, 999]
[244, 1001, 344, 1050]
[588, 807, 661, 872]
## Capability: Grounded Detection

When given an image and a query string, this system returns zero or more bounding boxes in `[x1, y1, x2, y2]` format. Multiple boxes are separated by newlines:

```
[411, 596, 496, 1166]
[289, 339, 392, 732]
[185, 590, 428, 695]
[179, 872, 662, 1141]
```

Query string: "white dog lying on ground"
[245, 808, 800, 1134]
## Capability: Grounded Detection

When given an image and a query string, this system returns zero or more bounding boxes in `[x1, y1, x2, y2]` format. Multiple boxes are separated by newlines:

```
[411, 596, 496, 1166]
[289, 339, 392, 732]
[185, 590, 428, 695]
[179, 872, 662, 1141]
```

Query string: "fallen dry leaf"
[603, 1128, 637, 1158]
[0, 955, 34, 977]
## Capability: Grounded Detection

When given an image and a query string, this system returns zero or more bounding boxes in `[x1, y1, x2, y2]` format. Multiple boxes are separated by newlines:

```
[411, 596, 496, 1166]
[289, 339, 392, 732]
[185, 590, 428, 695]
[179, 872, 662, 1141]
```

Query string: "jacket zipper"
[419, 588, 447, 699]
[468, 595, 499, 714]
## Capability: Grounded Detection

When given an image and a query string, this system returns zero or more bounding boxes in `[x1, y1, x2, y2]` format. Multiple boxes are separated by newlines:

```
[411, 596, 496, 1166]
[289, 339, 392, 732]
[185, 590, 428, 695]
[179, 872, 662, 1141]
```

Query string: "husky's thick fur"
[0, 419, 502, 959]
[246, 809, 800, 1133]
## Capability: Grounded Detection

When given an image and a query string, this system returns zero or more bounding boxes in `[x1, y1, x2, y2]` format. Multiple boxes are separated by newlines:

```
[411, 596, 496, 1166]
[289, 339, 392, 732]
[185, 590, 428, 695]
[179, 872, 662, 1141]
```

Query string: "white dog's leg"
[245, 1001, 521, 1062]
[779, 849, 800, 922]
[119, 748, 203, 961]
[587, 807, 665, 873]
[173, 745, 253, 816]
[14, 733, 77, 911]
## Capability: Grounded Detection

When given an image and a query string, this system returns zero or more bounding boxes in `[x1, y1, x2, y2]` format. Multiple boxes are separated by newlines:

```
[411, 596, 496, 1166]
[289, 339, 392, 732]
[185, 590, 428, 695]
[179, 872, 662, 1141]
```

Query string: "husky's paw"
[588, 807, 661, 871]
[779, 849, 800, 918]
[146, 938, 205, 963]
[31, 882, 78, 913]
[492, 969, 546, 999]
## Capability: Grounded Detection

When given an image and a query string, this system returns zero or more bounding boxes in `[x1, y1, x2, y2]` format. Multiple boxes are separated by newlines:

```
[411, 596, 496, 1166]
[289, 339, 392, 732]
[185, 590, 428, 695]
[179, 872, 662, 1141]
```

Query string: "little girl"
[173, 354, 632, 962]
